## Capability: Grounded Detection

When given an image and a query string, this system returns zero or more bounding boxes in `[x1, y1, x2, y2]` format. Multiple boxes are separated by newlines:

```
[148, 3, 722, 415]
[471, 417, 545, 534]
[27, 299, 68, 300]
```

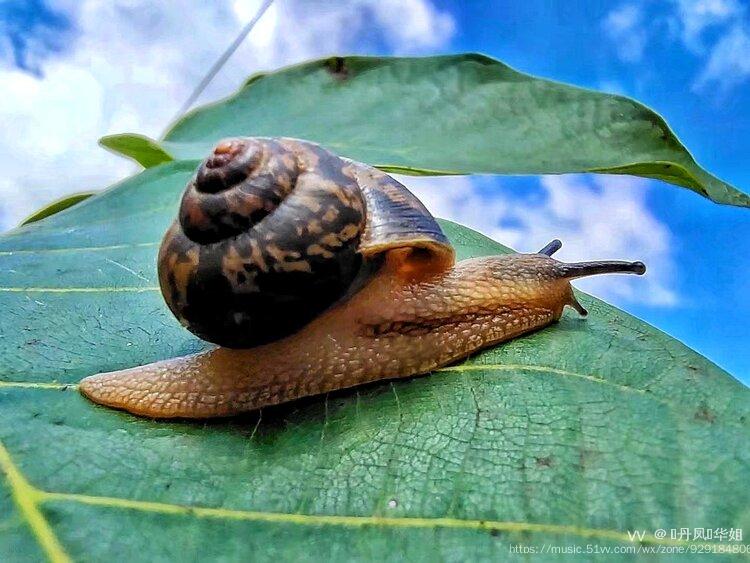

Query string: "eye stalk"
[195, 138, 262, 194]
[537, 239, 646, 277]
[537, 239, 562, 256]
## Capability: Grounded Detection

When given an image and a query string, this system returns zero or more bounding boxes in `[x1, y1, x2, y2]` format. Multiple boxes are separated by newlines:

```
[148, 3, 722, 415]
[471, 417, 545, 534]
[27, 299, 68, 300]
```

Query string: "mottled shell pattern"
[157, 137, 453, 348]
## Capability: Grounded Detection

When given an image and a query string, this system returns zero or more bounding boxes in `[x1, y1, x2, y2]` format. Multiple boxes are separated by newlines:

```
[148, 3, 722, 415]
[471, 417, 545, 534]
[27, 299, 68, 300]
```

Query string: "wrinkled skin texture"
[80, 252, 644, 418]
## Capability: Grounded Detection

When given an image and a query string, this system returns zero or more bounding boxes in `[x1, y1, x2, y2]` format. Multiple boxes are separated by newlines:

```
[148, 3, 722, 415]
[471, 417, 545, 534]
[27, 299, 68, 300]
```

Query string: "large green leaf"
[103, 54, 749, 207]
[1, 162, 748, 562]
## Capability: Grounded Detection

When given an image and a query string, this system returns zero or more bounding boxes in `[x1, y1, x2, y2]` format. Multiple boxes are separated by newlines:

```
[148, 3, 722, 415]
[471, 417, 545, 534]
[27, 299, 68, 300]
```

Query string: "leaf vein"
[38, 489, 724, 548]
[0, 242, 159, 256]
[438, 364, 647, 395]
[0, 287, 160, 293]
[0, 441, 72, 563]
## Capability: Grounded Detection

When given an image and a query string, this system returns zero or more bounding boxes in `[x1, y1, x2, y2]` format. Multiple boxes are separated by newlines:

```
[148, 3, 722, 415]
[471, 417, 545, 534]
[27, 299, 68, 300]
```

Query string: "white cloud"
[365, 0, 455, 52]
[668, 0, 750, 94]
[602, 3, 648, 63]
[597, 79, 628, 95]
[693, 23, 750, 94]
[405, 174, 677, 307]
[602, 0, 750, 95]
[0, 0, 455, 231]
[671, 0, 743, 52]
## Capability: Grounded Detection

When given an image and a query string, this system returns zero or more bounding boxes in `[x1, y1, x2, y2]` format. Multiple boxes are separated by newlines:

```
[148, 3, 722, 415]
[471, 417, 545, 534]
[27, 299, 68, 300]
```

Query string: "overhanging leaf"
[19, 192, 97, 226]
[99, 134, 173, 168]
[103, 54, 748, 207]
[1, 162, 748, 561]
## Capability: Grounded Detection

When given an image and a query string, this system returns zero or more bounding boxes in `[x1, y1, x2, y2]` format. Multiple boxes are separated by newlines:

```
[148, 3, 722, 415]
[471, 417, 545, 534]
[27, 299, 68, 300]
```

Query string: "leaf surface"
[102, 54, 749, 207]
[1, 163, 748, 561]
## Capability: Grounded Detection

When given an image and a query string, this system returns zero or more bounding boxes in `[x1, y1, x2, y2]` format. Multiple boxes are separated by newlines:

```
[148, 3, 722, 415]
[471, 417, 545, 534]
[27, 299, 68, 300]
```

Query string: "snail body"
[80, 138, 645, 418]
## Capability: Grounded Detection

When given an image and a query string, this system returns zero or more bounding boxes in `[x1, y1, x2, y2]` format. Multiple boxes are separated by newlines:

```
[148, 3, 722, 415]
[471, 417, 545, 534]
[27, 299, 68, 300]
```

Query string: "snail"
[79, 137, 646, 419]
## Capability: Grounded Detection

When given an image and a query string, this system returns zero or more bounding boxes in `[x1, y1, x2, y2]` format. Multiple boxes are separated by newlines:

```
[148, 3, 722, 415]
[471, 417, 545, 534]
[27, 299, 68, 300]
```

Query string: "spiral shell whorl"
[158, 138, 366, 348]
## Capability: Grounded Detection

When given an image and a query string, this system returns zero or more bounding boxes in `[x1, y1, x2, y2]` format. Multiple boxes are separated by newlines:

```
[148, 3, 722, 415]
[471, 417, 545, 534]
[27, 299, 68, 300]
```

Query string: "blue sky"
[0, 0, 748, 381]
[437, 0, 750, 380]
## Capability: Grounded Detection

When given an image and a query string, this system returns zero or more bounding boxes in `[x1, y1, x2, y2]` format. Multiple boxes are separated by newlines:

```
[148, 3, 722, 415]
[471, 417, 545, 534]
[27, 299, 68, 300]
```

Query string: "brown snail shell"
[157, 137, 454, 348]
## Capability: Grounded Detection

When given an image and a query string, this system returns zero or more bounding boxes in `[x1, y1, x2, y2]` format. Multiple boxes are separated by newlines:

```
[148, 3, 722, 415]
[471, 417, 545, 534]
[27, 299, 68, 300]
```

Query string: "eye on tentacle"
[531, 239, 646, 316]
[537, 239, 562, 256]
